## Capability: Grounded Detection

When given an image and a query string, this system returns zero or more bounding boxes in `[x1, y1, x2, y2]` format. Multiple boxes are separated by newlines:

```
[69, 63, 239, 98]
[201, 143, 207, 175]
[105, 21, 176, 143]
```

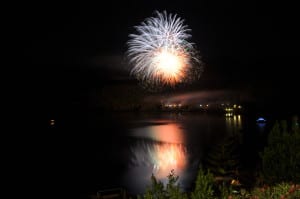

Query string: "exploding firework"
[127, 10, 203, 90]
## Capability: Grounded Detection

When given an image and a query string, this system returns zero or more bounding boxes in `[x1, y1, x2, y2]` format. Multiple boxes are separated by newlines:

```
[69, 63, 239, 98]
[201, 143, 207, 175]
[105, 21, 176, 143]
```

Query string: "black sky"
[17, 0, 299, 114]
[11, 1, 299, 197]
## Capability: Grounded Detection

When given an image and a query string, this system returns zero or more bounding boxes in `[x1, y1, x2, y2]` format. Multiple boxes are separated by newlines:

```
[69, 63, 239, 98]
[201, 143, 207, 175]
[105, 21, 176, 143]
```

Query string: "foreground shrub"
[250, 183, 300, 199]
[138, 170, 187, 199]
[191, 167, 215, 199]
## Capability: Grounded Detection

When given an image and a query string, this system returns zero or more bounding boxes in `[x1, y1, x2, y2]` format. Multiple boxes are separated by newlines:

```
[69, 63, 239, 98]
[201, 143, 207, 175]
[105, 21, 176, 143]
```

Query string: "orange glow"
[153, 143, 187, 178]
[130, 122, 187, 179]
[156, 50, 182, 74]
[150, 123, 184, 144]
[153, 49, 187, 85]
[150, 123, 187, 178]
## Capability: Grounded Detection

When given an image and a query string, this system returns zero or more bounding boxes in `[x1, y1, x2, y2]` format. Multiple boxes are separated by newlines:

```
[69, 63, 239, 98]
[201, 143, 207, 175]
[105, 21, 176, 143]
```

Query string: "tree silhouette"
[260, 118, 300, 184]
[203, 132, 241, 181]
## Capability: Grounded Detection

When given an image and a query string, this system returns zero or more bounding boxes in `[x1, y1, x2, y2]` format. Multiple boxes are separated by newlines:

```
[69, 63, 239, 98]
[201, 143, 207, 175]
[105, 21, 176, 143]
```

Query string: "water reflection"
[129, 140, 187, 178]
[153, 143, 187, 177]
[122, 114, 248, 194]
[225, 114, 242, 134]
[125, 122, 189, 193]
[257, 122, 266, 133]
[130, 123, 185, 144]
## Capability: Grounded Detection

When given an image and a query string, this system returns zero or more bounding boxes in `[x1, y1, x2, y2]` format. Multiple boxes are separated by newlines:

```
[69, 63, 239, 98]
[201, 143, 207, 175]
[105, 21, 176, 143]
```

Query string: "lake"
[46, 111, 274, 197]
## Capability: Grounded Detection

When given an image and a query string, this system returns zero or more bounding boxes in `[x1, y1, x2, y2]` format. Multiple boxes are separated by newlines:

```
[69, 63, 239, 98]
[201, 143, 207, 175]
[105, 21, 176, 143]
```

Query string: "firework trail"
[127, 10, 203, 90]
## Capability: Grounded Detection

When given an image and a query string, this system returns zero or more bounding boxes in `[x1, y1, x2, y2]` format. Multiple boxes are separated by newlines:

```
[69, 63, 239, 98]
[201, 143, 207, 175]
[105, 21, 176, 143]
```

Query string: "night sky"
[12, 1, 300, 198]
[18, 0, 300, 116]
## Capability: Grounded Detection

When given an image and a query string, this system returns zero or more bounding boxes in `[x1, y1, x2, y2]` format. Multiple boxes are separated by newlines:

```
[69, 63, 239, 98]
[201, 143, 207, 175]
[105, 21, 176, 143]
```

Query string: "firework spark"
[127, 10, 203, 89]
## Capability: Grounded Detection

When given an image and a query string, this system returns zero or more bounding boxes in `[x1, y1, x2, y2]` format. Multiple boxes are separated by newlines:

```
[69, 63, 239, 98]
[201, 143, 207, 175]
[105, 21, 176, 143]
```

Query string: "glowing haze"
[127, 10, 203, 88]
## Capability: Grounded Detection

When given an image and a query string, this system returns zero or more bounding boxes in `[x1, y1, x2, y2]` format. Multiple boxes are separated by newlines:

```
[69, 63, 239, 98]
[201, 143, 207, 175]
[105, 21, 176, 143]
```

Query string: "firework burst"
[127, 10, 203, 90]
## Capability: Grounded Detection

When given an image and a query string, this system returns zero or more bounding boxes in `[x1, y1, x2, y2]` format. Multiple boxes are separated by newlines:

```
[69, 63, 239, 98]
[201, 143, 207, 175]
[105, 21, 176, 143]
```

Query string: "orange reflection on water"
[149, 123, 184, 144]
[152, 143, 187, 178]
[130, 122, 188, 179]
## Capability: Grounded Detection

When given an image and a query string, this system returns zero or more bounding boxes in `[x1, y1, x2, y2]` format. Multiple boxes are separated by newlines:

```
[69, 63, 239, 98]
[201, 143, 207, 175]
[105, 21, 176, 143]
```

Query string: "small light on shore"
[50, 119, 55, 126]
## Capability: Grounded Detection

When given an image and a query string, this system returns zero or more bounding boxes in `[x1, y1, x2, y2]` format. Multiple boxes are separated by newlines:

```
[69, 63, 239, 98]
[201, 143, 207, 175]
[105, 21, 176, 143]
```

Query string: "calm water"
[47, 111, 273, 197]
[93, 112, 270, 194]
[122, 113, 241, 194]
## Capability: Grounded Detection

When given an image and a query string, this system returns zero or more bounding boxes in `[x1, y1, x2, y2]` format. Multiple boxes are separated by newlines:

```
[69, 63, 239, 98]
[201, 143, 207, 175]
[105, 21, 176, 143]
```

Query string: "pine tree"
[260, 118, 300, 184]
[204, 133, 241, 180]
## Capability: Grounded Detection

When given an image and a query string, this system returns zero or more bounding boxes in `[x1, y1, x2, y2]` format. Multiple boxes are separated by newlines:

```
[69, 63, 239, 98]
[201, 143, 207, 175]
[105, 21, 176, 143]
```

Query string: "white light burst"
[127, 10, 203, 88]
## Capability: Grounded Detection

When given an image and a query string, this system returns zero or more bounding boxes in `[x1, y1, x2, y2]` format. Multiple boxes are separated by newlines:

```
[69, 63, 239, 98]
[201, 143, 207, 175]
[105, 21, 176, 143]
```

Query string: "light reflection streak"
[129, 122, 188, 179]
[225, 114, 242, 134]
